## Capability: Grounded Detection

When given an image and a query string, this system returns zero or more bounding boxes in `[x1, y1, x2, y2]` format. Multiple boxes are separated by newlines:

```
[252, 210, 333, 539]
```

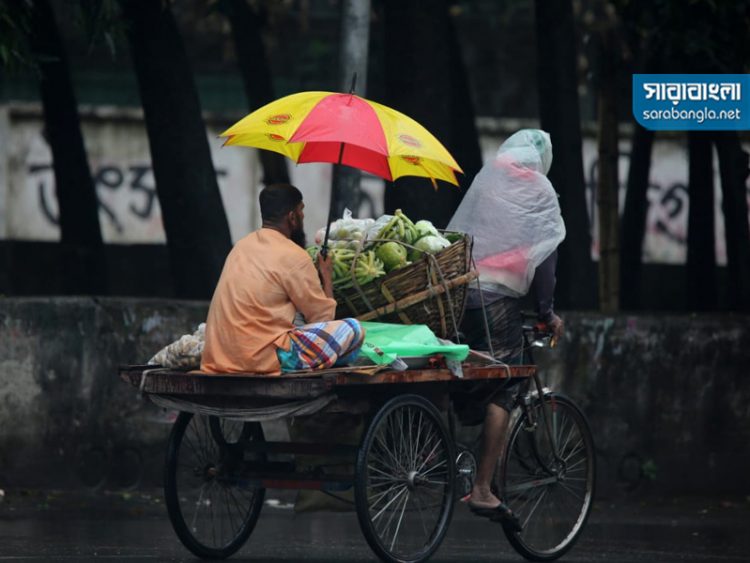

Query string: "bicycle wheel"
[355, 395, 455, 563]
[164, 413, 266, 559]
[500, 394, 595, 561]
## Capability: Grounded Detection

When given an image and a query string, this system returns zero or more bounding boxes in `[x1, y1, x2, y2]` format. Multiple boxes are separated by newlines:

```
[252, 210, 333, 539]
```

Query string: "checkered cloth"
[276, 318, 364, 372]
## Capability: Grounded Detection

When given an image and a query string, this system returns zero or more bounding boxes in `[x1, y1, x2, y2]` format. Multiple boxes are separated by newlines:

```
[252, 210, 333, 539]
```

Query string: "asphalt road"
[0, 489, 749, 562]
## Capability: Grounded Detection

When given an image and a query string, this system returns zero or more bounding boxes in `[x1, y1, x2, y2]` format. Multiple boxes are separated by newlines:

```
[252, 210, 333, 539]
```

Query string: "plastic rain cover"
[447, 129, 565, 297]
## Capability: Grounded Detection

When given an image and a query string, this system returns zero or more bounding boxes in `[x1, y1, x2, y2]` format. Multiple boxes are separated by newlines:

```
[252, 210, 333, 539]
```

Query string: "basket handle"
[356, 270, 478, 322]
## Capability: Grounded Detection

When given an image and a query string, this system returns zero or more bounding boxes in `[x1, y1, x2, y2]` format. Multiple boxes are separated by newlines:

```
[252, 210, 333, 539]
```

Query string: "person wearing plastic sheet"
[447, 129, 566, 530]
[201, 184, 364, 375]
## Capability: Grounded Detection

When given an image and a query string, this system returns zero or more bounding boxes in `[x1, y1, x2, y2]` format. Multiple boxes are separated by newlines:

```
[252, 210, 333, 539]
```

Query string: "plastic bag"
[365, 213, 394, 241]
[447, 129, 565, 297]
[148, 323, 205, 369]
[314, 208, 374, 245]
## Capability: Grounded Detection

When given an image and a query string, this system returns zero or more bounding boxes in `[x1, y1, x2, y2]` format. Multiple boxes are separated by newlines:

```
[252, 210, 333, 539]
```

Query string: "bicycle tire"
[355, 395, 456, 563]
[500, 394, 595, 561]
[164, 413, 265, 559]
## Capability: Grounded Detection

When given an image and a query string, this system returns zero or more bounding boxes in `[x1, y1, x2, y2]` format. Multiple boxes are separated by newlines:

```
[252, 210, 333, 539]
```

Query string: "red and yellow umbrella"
[220, 90, 463, 187]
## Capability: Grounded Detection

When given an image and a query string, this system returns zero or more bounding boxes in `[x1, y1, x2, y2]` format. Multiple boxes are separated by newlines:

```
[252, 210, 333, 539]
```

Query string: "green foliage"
[73, 0, 126, 58]
[642, 458, 657, 481]
[0, 0, 35, 72]
[613, 0, 750, 72]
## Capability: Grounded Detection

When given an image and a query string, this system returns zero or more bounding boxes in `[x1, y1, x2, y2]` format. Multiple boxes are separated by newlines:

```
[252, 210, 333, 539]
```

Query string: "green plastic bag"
[358, 322, 469, 366]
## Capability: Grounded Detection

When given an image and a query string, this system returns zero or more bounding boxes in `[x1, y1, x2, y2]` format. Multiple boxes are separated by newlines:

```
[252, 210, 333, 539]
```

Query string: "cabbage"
[412, 235, 451, 259]
[415, 235, 451, 253]
[415, 219, 439, 239]
[376, 241, 408, 272]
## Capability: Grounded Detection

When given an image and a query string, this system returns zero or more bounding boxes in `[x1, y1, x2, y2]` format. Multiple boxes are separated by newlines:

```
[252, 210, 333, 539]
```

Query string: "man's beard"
[291, 226, 307, 248]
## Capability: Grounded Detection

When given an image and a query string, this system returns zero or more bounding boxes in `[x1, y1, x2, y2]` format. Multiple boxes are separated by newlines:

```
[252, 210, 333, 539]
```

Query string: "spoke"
[415, 438, 443, 474]
[191, 481, 209, 533]
[509, 479, 544, 516]
[368, 464, 402, 480]
[389, 490, 410, 551]
[377, 488, 406, 540]
[368, 483, 407, 510]
[414, 427, 440, 471]
[414, 410, 424, 474]
[407, 408, 415, 470]
[368, 477, 403, 488]
[564, 456, 588, 473]
[224, 487, 246, 532]
[397, 410, 409, 470]
[412, 487, 430, 538]
[371, 485, 408, 523]
[557, 481, 585, 502]
[375, 430, 404, 473]
[562, 440, 585, 463]
[419, 458, 447, 477]
[182, 433, 207, 468]
[558, 418, 577, 455]
[521, 486, 548, 530]
[210, 481, 218, 547]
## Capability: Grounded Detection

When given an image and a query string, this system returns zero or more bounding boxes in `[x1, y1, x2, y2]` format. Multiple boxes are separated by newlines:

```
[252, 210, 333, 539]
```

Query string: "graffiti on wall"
[582, 139, 750, 265]
[5, 118, 258, 244]
[4, 116, 384, 245]
[28, 163, 226, 234]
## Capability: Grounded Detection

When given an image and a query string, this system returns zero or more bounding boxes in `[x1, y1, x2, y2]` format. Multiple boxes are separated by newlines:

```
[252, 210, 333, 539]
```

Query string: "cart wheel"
[355, 395, 455, 563]
[500, 394, 595, 561]
[165, 413, 266, 559]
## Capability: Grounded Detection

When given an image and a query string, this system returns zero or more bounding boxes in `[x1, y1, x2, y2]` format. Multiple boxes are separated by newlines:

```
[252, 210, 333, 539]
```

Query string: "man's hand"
[317, 251, 334, 298]
[547, 313, 564, 346]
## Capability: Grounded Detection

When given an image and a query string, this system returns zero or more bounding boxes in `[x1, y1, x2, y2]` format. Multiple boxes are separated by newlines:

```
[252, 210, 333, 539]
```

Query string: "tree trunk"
[27, 0, 106, 295]
[220, 0, 289, 186]
[446, 4, 483, 194]
[620, 125, 654, 310]
[714, 132, 750, 311]
[686, 132, 717, 310]
[382, 0, 462, 228]
[120, 0, 232, 299]
[330, 0, 371, 219]
[596, 31, 619, 313]
[534, 0, 597, 309]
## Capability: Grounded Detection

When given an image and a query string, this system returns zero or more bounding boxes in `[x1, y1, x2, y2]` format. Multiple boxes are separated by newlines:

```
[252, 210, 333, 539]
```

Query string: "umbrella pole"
[321, 142, 347, 258]
[322, 72, 359, 259]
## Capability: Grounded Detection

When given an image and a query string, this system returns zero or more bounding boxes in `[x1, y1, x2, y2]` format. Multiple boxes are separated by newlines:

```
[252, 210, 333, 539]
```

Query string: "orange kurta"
[201, 228, 336, 374]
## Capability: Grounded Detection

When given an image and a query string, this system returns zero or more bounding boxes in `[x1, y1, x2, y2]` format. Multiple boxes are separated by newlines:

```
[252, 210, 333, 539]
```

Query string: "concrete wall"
[1, 298, 748, 498]
[535, 312, 750, 497]
[0, 297, 208, 489]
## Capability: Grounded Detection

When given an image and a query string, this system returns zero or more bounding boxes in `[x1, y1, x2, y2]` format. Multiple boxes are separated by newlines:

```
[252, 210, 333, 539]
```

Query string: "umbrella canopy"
[220, 91, 463, 186]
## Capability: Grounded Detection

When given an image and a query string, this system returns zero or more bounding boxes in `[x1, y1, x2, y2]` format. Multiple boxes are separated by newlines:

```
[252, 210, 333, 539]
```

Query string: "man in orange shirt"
[201, 183, 364, 375]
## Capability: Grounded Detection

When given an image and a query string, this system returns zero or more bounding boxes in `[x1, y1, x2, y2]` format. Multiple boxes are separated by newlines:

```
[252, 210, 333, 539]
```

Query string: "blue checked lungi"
[276, 318, 365, 372]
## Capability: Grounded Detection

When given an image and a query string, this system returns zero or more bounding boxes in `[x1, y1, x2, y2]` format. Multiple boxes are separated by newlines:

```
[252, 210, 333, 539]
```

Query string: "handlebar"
[522, 321, 558, 348]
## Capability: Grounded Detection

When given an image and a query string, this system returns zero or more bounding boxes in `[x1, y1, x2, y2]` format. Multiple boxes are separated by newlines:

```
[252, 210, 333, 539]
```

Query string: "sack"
[148, 323, 205, 369]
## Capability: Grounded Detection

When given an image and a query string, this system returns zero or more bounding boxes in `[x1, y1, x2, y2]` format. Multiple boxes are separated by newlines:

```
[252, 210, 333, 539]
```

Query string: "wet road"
[1, 490, 749, 562]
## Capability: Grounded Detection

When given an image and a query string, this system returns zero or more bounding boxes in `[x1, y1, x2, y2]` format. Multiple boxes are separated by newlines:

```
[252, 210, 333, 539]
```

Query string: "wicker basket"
[334, 232, 477, 339]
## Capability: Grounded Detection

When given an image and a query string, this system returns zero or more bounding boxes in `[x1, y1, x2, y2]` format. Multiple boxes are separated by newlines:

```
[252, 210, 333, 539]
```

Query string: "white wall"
[2, 104, 748, 265]
[1, 105, 385, 247]
[481, 132, 750, 266]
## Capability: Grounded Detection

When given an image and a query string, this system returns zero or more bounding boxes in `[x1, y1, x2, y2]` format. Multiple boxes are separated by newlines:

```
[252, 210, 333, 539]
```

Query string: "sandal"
[468, 500, 523, 533]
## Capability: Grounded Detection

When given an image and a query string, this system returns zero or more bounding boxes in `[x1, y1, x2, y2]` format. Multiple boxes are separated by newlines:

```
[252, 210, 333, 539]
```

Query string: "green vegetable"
[415, 219, 439, 240]
[331, 248, 385, 289]
[376, 241, 408, 272]
[306, 246, 319, 261]
[412, 235, 451, 259]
